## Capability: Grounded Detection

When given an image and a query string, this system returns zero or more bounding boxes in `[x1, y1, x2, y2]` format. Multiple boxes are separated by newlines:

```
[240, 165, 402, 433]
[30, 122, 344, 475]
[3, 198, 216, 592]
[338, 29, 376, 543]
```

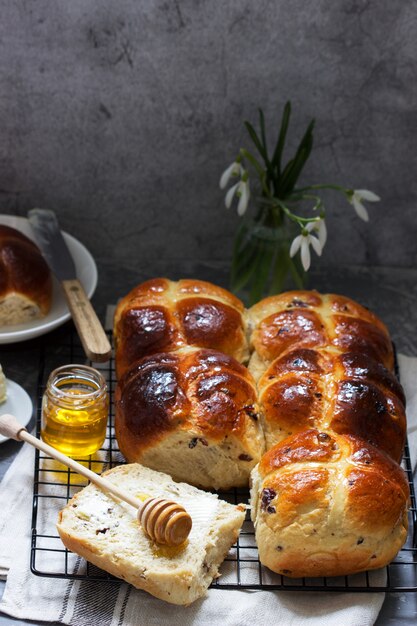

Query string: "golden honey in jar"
[41, 364, 109, 457]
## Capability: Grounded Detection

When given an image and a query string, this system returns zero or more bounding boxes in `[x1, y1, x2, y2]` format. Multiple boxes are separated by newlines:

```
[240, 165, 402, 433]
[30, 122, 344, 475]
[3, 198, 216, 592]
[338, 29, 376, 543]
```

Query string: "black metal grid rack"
[30, 325, 417, 592]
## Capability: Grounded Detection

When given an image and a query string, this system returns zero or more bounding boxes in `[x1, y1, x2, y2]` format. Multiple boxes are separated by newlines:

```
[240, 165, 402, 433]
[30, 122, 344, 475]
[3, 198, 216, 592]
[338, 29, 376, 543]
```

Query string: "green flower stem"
[255, 197, 283, 229]
[270, 198, 322, 226]
[292, 183, 348, 194]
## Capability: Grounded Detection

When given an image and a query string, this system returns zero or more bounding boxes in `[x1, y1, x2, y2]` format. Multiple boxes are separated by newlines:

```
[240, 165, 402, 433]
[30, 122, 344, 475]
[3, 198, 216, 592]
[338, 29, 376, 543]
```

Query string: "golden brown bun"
[113, 278, 248, 378]
[115, 346, 264, 490]
[248, 290, 394, 372]
[251, 429, 409, 578]
[0, 224, 52, 325]
[249, 290, 409, 578]
[257, 346, 406, 461]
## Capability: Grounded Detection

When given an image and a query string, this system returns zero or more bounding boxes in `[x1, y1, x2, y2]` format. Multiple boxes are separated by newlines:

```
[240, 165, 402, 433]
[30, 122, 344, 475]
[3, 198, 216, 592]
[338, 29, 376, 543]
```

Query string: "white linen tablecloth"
[0, 353, 416, 626]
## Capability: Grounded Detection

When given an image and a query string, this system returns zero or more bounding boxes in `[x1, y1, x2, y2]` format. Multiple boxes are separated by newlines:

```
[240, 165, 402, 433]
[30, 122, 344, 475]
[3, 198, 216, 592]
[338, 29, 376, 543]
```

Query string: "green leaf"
[271, 101, 291, 175]
[280, 147, 309, 196]
[258, 108, 267, 154]
[240, 148, 264, 178]
[269, 246, 290, 295]
[288, 256, 306, 289]
[244, 120, 268, 163]
[231, 264, 253, 293]
[230, 233, 261, 293]
[278, 156, 296, 193]
[247, 242, 266, 305]
[232, 221, 249, 258]
[248, 239, 275, 305]
[295, 119, 315, 166]
[231, 251, 259, 293]
[279, 118, 315, 197]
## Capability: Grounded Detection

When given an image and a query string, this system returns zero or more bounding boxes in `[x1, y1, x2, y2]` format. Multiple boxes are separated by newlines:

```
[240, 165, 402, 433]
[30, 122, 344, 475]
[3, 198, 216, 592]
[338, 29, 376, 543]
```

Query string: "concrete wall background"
[0, 0, 416, 270]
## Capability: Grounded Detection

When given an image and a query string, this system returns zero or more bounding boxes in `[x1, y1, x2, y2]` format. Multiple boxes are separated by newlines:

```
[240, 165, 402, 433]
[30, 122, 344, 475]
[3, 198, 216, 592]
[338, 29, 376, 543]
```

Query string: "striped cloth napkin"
[0, 354, 416, 626]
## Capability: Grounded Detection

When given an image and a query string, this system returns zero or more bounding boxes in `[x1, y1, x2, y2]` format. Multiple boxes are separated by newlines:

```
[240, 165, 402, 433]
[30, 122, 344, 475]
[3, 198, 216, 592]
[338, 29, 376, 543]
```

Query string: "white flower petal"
[309, 234, 322, 257]
[318, 219, 327, 247]
[237, 181, 250, 216]
[306, 219, 327, 248]
[220, 163, 234, 189]
[220, 162, 241, 189]
[289, 234, 303, 258]
[352, 196, 369, 222]
[355, 189, 380, 202]
[225, 183, 238, 209]
[300, 238, 311, 271]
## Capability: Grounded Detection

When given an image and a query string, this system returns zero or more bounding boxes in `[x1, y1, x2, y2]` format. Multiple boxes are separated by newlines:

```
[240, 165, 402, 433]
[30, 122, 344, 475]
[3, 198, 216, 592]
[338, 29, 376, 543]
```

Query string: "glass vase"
[230, 213, 306, 305]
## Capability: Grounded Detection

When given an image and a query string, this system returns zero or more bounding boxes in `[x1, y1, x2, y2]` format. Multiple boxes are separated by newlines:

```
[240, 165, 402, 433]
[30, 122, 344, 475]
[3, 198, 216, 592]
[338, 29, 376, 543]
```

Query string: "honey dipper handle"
[0, 414, 139, 509]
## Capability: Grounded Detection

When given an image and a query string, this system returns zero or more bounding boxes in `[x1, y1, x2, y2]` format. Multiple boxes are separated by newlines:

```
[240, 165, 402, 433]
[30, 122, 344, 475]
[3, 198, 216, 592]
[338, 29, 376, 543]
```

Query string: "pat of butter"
[75, 492, 115, 523]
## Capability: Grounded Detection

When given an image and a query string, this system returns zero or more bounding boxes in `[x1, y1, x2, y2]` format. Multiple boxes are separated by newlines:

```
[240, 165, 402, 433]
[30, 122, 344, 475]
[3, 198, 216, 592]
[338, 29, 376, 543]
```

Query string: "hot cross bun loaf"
[115, 346, 264, 490]
[113, 278, 249, 378]
[0, 225, 52, 325]
[114, 281, 409, 577]
[248, 290, 409, 578]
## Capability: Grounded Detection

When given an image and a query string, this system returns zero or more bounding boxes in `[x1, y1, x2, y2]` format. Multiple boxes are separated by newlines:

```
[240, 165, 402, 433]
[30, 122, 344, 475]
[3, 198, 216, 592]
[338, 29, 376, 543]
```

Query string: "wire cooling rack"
[30, 324, 417, 592]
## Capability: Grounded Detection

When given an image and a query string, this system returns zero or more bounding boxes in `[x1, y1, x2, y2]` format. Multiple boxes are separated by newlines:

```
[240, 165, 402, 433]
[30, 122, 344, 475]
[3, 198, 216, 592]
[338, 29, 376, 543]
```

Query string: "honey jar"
[41, 364, 109, 457]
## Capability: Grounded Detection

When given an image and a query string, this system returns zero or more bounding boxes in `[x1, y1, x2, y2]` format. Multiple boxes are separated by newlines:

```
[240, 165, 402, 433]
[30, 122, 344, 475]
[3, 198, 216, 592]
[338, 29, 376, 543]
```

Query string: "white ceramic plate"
[0, 379, 33, 443]
[0, 215, 97, 344]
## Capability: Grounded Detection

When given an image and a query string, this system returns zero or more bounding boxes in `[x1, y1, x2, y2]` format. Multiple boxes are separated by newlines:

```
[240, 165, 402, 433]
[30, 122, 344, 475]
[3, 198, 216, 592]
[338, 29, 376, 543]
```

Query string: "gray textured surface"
[1, 1, 416, 269]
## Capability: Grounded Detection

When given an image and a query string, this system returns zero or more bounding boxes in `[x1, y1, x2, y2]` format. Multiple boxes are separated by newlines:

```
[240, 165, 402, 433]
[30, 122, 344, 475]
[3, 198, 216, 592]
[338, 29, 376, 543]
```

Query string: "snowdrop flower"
[219, 160, 243, 189]
[289, 230, 322, 272]
[224, 174, 250, 216]
[306, 218, 327, 248]
[348, 189, 380, 222]
[237, 178, 250, 216]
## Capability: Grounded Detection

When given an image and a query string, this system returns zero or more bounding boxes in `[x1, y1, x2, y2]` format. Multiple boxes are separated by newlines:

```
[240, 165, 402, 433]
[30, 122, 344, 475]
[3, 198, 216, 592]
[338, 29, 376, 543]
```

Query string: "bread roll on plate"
[115, 346, 264, 490]
[113, 278, 249, 378]
[0, 225, 52, 325]
[57, 463, 246, 605]
[250, 429, 409, 578]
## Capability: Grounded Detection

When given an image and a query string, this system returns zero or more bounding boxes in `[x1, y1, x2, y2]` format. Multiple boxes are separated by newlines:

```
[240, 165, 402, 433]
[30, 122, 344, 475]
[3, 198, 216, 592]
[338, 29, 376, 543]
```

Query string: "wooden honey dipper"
[0, 413, 192, 546]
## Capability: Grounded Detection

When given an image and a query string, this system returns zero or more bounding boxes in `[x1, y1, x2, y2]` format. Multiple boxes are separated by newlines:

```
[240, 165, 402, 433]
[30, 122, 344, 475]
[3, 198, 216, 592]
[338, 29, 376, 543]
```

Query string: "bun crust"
[248, 290, 394, 371]
[0, 225, 52, 325]
[115, 346, 264, 490]
[114, 278, 248, 378]
[257, 347, 406, 461]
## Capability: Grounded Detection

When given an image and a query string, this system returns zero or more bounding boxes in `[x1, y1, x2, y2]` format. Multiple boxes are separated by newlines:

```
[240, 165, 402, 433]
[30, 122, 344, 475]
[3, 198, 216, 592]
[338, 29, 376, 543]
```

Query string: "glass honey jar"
[41, 364, 109, 457]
